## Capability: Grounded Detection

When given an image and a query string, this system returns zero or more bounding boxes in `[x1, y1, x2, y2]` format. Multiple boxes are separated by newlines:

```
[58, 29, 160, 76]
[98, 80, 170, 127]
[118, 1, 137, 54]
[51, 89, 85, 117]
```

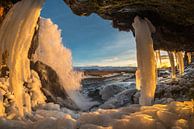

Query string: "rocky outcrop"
[64, 0, 194, 51]
[31, 61, 78, 110]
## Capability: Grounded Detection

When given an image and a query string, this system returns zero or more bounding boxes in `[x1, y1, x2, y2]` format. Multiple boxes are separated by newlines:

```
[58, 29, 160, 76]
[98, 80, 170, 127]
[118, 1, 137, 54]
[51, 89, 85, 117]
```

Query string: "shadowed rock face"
[31, 61, 79, 110]
[64, 0, 194, 51]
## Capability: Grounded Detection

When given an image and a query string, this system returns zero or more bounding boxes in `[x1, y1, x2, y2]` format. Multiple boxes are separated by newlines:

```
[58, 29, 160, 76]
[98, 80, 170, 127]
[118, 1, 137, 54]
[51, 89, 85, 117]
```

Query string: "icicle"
[176, 52, 184, 75]
[167, 51, 176, 79]
[132, 16, 156, 106]
[155, 50, 162, 68]
[187, 52, 192, 64]
[0, 0, 44, 116]
[135, 68, 141, 90]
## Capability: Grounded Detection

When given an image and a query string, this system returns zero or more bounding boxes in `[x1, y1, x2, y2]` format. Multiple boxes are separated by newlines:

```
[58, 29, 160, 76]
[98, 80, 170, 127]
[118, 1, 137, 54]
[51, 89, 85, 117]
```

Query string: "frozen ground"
[0, 101, 193, 129]
[0, 65, 194, 129]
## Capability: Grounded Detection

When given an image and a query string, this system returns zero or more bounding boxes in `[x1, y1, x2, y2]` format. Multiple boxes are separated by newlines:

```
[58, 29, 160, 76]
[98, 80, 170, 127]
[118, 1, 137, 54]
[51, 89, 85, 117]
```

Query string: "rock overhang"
[63, 0, 194, 51]
[1, 0, 194, 51]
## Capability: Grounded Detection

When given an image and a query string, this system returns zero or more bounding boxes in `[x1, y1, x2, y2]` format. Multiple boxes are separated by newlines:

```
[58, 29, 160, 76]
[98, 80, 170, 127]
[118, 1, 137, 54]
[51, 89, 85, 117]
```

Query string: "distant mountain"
[74, 66, 137, 72]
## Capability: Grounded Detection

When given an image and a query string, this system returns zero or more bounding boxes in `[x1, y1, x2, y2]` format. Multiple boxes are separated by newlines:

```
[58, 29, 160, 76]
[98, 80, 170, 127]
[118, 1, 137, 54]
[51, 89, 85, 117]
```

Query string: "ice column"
[155, 50, 162, 68]
[176, 52, 184, 75]
[0, 0, 44, 116]
[132, 16, 156, 106]
[168, 51, 176, 79]
[187, 52, 192, 64]
[135, 68, 141, 90]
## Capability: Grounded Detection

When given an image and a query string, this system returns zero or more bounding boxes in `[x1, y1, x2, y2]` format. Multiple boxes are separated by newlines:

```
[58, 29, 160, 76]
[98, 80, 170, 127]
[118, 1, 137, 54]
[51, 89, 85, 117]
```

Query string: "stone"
[100, 84, 125, 101]
[100, 89, 137, 109]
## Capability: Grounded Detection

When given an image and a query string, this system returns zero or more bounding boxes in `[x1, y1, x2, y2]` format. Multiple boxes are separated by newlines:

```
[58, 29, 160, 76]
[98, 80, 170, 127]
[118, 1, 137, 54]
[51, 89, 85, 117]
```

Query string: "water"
[0, 0, 44, 116]
[35, 18, 97, 110]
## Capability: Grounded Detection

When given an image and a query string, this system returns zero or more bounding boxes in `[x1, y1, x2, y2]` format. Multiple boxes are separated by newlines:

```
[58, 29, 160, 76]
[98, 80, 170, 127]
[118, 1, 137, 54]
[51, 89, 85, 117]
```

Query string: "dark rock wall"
[2, 0, 194, 51]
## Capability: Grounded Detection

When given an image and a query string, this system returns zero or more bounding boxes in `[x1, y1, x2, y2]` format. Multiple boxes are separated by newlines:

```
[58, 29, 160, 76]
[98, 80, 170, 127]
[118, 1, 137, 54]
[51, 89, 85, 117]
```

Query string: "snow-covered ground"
[1, 64, 194, 129]
[0, 101, 193, 129]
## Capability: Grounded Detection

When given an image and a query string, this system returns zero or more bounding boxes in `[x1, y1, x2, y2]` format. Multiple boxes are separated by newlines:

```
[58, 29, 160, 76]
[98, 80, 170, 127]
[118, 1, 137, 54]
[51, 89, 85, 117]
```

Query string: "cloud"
[102, 57, 119, 62]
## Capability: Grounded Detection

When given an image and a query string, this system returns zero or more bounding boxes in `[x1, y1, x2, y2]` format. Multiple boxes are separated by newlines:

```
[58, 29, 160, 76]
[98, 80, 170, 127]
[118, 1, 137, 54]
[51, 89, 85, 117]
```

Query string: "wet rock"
[31, 61, 78, 110]
[88, 89, 102, 102]
[37, 102, 60, 111]
[0, 118, 27, 129]
[133, 91, 140, 104]
[100, 89, 137, 109]
[100, 84, 125, 101]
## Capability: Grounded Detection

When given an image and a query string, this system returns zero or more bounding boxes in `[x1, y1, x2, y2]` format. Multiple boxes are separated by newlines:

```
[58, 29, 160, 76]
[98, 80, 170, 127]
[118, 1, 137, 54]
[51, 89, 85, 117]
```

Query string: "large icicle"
[155, 50, 162, 68]
[167, 51, 176, 79]
[176, 52, 184, 75]
[0, 0, 44, 116]
[35, 18, 97, 110]
[132, 16, 156, 106]
[135, 68, 141, 90]
[187, 52, 192, 64]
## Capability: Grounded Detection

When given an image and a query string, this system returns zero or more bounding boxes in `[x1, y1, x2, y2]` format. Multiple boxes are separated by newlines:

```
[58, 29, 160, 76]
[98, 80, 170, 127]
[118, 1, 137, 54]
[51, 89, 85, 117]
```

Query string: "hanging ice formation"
[187, 52, 192, 64]
[155, 50, 162, 68]
[167, 51, 176, 79]
[35, 18, 98, 110]
[176, 52, 184, 75]
[135, 68, 141, 90]
[0, 0, 45, 116]
[132, 16, 156, 106]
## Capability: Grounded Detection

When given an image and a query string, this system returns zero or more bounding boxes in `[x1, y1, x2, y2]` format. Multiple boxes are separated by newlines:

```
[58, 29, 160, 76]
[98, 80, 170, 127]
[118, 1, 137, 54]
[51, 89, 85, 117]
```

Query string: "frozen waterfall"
[132, 16, 156, 106]
[0, 0, 44, 116]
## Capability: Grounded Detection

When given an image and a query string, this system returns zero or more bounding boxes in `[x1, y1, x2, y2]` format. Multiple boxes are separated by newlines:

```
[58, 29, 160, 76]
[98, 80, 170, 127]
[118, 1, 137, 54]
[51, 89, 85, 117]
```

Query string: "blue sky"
[41, 0, 136, 66]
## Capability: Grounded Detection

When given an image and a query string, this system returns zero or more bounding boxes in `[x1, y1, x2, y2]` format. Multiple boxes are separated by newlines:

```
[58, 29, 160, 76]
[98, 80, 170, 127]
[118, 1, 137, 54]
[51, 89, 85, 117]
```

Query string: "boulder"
[100, 84, 125, 101]
[100, 89, 137, 109]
